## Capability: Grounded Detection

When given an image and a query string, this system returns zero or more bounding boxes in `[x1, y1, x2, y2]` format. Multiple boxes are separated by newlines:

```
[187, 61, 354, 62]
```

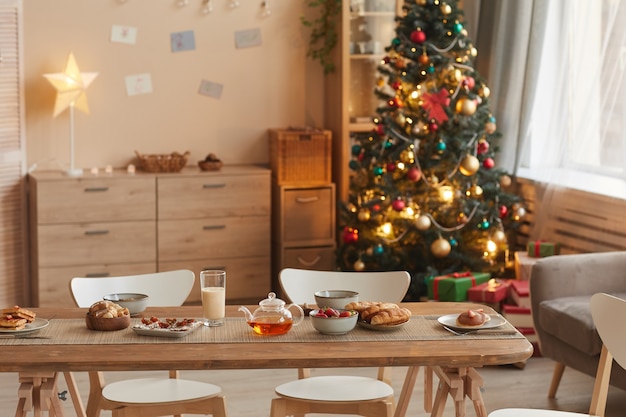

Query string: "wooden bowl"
[86, 314, 131, 331]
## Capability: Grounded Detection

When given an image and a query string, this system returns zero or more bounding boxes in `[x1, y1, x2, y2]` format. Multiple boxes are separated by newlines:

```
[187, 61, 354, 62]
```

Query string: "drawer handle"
[203, 225, 226, 230]
[296, 197, 319, 204]
[85, 272, 111, 278]
[203, 183, 226, 189]
[84, 187, 109, 192]
[84, 230, 110, 236]
[297, 255, 321, 267]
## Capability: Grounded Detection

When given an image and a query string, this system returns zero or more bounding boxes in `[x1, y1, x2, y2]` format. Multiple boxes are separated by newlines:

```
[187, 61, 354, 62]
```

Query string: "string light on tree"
[336, 0, 525, 300]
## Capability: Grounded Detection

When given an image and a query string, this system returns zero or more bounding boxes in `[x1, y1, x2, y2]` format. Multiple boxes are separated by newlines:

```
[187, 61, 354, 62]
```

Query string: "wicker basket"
[135, 151, 190, 173]
[269, 128, 332, 185]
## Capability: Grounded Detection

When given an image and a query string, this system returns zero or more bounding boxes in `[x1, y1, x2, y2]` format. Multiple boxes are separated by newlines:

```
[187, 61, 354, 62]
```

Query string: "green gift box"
[527, 241, 561, 258]
[427, 272, 491, 301]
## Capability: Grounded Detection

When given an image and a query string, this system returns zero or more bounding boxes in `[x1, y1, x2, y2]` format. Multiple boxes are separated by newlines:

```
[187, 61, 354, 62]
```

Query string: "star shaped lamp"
[43, 52, 98, 176]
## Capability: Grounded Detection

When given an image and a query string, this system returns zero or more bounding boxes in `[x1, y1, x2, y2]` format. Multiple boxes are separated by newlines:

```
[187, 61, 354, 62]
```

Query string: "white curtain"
[463, 0, 549, 175]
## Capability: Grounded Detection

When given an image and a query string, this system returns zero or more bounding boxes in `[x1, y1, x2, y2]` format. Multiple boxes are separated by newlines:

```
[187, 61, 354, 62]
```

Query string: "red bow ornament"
[422, 88, 450, 124]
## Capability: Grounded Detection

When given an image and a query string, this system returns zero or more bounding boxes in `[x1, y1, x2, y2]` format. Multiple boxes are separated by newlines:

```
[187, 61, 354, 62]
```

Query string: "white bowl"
[103, 293, 149, 316]
[314, 290, 359, 310]
[310, 308, 358, 335]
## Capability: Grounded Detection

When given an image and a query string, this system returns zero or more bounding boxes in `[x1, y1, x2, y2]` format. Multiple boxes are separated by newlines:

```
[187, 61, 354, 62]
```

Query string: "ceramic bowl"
[314, 290, 359, 310]
[309, 308, 358, 335]
[103, 293, 149, 316]
[85, 313, 131, 331]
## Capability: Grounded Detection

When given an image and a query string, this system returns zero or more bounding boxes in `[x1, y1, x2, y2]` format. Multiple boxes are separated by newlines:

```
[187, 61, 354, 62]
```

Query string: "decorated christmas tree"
[337, 0, 525, 300]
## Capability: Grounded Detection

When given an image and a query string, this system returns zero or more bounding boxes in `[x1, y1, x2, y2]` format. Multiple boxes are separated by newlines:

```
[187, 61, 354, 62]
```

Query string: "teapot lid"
[259, 292, 285, 311]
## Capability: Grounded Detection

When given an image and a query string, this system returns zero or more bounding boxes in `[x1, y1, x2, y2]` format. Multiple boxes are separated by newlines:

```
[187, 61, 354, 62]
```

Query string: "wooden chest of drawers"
[271, 183, 336, 294]
[29, 173, 157, 307]
[28, 166, 271, 307]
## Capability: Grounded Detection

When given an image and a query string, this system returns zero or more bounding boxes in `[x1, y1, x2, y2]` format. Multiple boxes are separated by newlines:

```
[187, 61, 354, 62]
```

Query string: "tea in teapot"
[239, 292, 304, 335]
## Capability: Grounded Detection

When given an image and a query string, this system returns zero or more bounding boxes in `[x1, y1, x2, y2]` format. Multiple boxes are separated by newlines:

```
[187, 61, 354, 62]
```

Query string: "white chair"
[489, 292, 625, 417]
[270, 268, 411, 417]
[68, 270, 228, 417]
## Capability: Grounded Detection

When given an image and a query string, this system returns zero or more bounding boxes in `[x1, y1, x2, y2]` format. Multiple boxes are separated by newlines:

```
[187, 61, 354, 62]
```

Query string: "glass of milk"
[200, 270, 226, 326]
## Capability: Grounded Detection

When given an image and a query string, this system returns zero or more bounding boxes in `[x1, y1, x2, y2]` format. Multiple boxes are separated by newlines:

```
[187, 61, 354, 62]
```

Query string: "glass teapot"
[239, 292, 304, 335]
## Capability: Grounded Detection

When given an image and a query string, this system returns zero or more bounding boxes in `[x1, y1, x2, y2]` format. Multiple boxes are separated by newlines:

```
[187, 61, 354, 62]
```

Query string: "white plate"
[437, 313, 506, 331]
[132, 319, 202, 338]
[358, 320, 408, 331]
[0, 318, 49, 334]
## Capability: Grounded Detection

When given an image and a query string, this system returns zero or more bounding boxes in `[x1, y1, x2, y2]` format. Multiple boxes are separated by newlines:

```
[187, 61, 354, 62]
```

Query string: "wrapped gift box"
[527, 240, 561, 258]
[502, 304, 534, 328]
[514, 251, 538, 281]
[467, 278, 510, 304]
[427, 271, 491, 302]
[509, 280, 531, 308]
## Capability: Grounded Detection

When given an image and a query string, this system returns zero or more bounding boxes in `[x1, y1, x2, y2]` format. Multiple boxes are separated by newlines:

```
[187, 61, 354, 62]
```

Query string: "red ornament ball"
[392, 199, 405, 211]
[428, 121, 439, 132]
[483, 157, 495, 169]
[342, 227, 359, 244]
[407, 166, 422, 182]
[410, 30, 427, 44]
[463, 76, 476, 90]
[499, 205, 508, 218]
[391, 80, 402, 90]
[386, 162, 396, 172]
[376, 124, 385, 135]
[477, 139, 490, 154]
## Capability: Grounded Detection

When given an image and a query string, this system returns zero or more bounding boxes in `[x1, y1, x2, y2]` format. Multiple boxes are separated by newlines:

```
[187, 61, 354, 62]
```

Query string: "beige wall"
[23, 0, 324, 172]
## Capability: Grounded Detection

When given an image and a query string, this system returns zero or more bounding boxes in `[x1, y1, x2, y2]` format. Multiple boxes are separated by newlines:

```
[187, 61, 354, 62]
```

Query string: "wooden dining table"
[1, 302, 533, 417]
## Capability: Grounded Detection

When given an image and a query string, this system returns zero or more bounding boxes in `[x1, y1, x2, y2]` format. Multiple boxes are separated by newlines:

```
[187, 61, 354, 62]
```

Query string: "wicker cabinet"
[28, 165, 271, 307]
[325, 0, 402, 201]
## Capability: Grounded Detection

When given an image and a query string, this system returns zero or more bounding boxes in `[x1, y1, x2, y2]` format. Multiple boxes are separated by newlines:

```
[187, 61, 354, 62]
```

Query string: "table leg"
[430, 367, 487, 417]
[15, 372, 66, 417]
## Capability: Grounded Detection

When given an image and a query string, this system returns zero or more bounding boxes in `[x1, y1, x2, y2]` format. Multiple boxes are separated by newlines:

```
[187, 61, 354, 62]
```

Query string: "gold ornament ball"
[493, 230, 507, 243]
[431, 238, 451, 258]
[471, 47, 478, 57]
[479, 85, 491, 98]
[459, 154, 479, 176]
[500, 175, 512, 187]
[516, 207, 527, 218]
[353, 259, 365, 271]
[441, 3, 452, 15]
[485, 121, 497, 134]
[416, 0, 427, 5]
[396, 113, 406, 126]
[357, 209, 371, 222]
[415, 214, 431, 231]
[456, 97, 477, 115]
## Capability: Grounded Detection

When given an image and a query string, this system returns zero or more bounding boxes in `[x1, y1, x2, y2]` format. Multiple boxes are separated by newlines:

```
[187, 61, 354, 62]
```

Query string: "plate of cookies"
[0, 306, 48, 334]
[345, 301, 412, 331]
[438, 309, 506, 331]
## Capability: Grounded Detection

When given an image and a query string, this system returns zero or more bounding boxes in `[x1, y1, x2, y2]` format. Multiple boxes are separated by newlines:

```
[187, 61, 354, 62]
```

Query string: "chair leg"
[548, 362, 566, 399]
[63, 372, 87, 417]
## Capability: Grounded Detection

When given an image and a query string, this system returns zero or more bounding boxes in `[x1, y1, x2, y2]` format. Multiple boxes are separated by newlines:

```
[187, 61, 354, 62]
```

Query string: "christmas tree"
[337, 0, 525, 300]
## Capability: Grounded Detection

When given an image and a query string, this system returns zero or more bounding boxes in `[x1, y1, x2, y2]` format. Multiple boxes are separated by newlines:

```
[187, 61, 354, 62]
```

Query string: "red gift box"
[509, 280, 531, 308]
[467, 279, 510, 303]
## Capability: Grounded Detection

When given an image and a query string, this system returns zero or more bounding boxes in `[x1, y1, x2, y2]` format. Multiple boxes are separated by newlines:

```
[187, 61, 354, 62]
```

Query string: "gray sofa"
[530, 251, 626, 396]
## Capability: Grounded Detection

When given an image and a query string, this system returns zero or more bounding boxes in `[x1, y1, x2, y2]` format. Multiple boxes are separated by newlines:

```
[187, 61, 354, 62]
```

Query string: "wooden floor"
[1, 357, 625, 416]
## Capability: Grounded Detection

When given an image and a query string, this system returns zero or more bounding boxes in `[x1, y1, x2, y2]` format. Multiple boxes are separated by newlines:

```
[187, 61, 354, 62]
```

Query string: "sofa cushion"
[538, 292, 626, 356]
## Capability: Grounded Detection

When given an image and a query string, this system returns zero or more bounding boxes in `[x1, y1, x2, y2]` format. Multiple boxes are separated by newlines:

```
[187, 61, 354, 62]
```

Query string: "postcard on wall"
[111, 25, 138, 45]
[198, 79, 223, 99]
[171, 30, 196, 53]
[125, 73, 153, 96]
[234, 28, 262, 49]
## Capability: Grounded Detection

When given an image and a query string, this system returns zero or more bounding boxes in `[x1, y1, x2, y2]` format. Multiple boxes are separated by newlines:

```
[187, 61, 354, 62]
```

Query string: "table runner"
[0, 315, 522, 345]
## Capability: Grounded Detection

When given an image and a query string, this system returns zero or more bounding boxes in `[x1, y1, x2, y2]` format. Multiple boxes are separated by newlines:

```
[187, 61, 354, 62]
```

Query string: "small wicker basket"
[198, 160, 223, 171]
[135, 151, 189, 173]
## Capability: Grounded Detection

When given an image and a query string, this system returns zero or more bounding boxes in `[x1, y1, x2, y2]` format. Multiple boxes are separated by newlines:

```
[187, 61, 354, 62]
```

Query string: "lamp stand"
[66, 104, 83, 176]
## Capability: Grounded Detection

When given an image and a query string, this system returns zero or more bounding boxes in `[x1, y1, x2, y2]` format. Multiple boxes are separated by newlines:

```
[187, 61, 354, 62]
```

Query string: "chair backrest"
[278, 268, 411, 305]
[70, 269, 195, 308]
[590, 293, 626, 370]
